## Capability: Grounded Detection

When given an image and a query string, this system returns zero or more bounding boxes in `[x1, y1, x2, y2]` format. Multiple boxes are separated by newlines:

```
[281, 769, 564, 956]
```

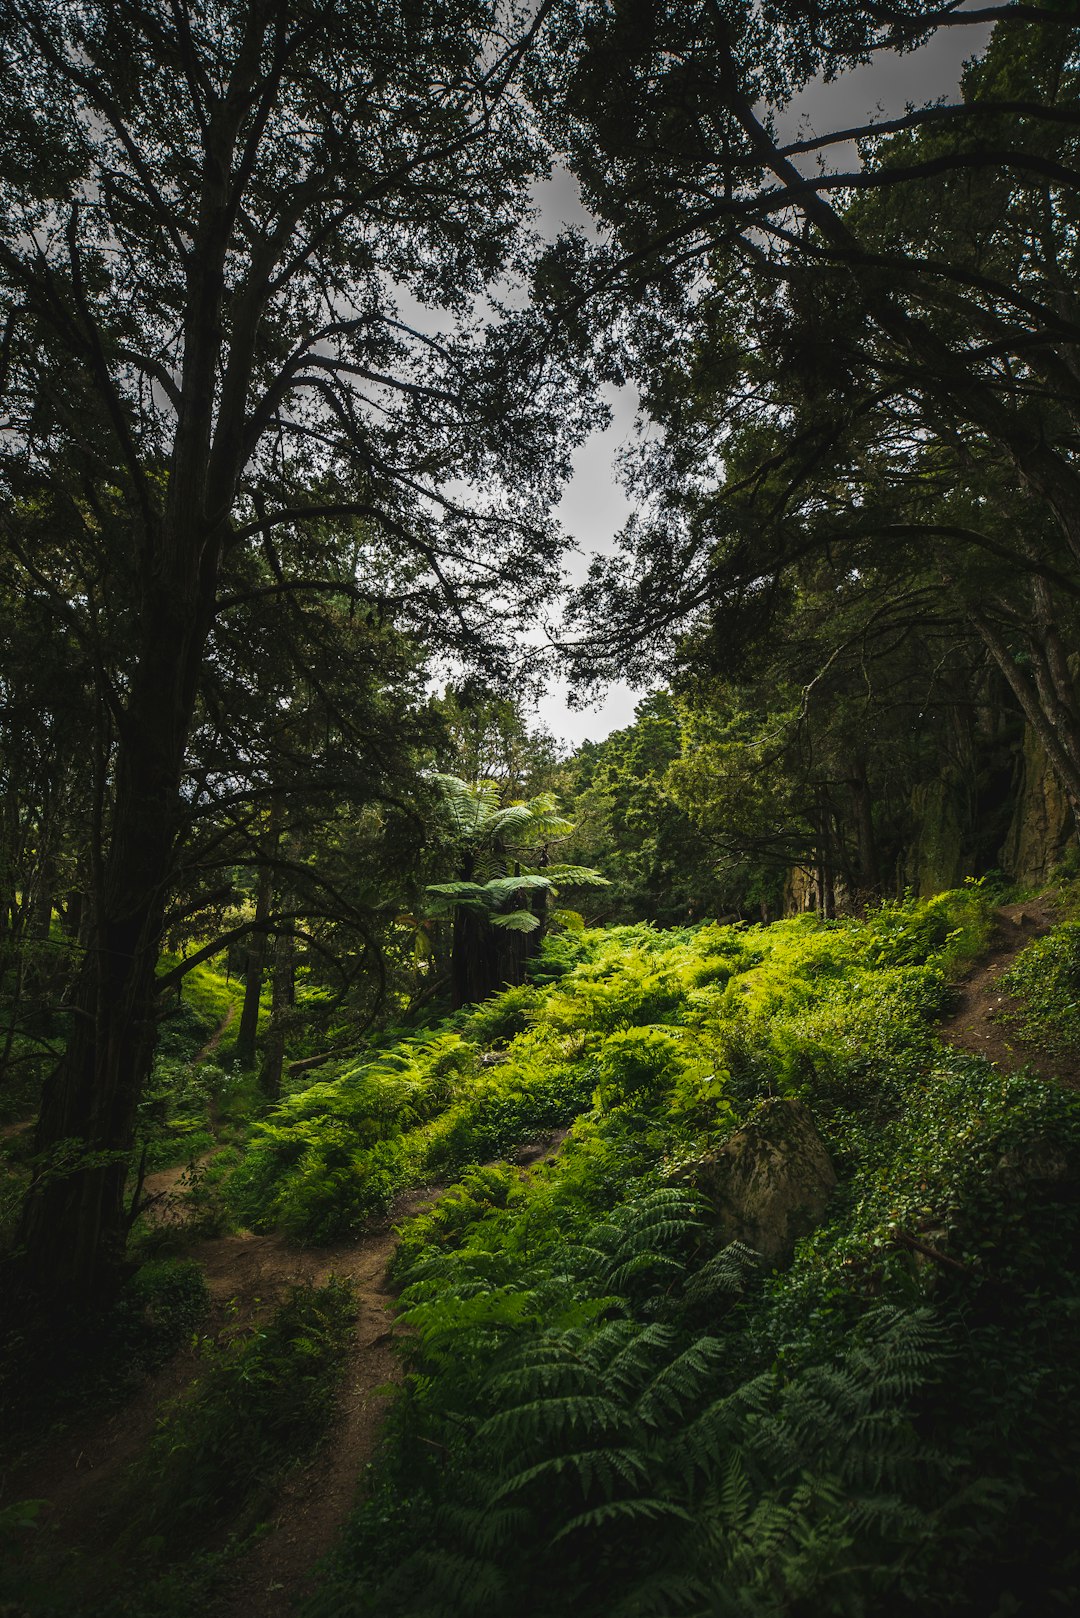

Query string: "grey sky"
[532, 11, 994, 754]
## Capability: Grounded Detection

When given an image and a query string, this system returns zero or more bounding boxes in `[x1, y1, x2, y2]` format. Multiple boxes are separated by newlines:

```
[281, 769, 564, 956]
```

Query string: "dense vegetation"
[289, 892, 1080, 1617]
[3, 4, 1080, 1616]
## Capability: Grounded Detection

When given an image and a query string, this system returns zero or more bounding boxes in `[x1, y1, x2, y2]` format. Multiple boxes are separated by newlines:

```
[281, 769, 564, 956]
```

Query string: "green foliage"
[302, 885, 1080, 1616]
[1000, 919, 1080, 1058]
[595, 1026, 687, 1108]
[225, 1026, 592, 1241]
[228, 894, 998, 1245]
[464, 983, 543, 1046]
[859, 885, 995, 979]
[116, 1260, 211, 1373]
[121, 1279, 355, 1554]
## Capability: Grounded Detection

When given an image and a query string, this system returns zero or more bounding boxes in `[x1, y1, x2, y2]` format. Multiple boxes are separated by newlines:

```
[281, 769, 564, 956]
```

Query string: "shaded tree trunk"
[16, 547, 219, 1304]
[968, 601, 1080, 844]
[451, 903, 501, 1010]
[235, 823, 278, 1070]
[259, 925, 295, 1103]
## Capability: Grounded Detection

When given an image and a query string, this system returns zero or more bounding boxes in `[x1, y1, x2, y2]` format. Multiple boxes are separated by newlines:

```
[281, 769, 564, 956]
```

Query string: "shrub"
[1000, 918, 1080, 1058]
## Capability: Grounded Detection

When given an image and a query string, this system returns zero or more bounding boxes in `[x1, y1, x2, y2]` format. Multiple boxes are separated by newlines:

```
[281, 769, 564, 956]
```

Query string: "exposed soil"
[195, 1002, 235, 1064]
[208, 1186, 440, 1618]
[18, 896, 1072, 1612]
[215, 1127, 569, 1617]
[937, 894, 1078, 1085]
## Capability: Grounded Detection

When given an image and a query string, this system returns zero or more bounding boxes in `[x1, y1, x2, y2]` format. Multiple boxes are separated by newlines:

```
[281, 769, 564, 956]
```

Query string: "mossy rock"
[680, 1097, 837, 1268]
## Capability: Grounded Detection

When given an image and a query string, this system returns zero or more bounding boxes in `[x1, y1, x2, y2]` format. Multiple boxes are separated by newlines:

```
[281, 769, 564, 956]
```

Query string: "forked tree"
[0, 0, 586, 1301]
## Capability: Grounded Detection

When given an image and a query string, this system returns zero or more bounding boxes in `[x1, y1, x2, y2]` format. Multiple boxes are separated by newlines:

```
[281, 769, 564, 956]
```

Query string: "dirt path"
[208, 1187, 439, 1618]
[5, 1127, 569, 1615]
[214, 1128, 570, 1617]
[937, 895, 1076, 1083]
[4, 1186, 440, 1600]
[195, 1001, 235, 1064]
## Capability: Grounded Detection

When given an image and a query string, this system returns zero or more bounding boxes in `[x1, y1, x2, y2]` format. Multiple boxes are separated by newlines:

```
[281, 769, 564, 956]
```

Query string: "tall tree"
[0, 0, 589, 1300]
[545, 4, 1080, 829]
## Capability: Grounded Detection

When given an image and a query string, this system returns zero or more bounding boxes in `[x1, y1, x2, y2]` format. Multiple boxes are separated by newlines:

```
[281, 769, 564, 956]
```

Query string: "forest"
[2, 1, 1080, 1614]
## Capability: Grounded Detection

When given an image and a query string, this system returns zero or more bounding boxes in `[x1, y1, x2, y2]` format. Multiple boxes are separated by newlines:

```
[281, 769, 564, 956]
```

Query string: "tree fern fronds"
[482, 802, 536, 839]
[429, 774, 502, 840]
[490, 909, 543, 933]
[544, 864, 613, 886]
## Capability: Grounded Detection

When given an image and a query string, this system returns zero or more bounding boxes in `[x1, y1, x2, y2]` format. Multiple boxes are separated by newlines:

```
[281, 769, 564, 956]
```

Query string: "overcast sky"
[532, 12, 993, 754]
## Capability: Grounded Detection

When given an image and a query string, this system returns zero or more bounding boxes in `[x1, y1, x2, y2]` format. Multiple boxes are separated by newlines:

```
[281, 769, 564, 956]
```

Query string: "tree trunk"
[967, 602, 1080, 843]
[451, 903, 501, 1009]
[850, 766, 878, 896]
[16, 566, 216, 1305]
[259, 925, 295, 1103]
[235, 833, 277, 1070]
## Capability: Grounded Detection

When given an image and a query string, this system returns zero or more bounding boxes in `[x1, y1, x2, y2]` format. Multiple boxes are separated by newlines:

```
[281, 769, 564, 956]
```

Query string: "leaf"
[543, 865, 612, 887]
[490, 910, 542, 933]
[482, 874, 552, 900]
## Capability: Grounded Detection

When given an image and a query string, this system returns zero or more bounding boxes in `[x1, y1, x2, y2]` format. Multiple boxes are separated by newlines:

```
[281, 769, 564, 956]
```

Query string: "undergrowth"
[1000, 917, 1080, 1059]
[0, 1278, 355, 1618]
[226, 888, 993, 1246]
[290, 884, 1080, 1617]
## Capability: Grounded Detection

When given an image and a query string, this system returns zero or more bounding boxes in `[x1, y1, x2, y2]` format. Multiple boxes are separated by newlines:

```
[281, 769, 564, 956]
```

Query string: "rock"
[680, 1098, 837, 1268]
[991, 1135, 1077, 1199]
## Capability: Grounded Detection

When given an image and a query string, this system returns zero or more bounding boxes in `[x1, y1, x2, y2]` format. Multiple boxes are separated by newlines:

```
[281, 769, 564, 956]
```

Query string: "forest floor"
[4, 1129, 568, 1617]
[6, 897, 1076, 1614]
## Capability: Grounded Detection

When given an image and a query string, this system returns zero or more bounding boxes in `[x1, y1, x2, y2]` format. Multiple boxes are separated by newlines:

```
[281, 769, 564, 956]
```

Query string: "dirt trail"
[195, 1001, 235, 1063]
[937, 895, 1076, 1083]
[214, 1129, 569, 1617]
[6, 1128, 569, 1615]
[208, 1188, 438, 1618]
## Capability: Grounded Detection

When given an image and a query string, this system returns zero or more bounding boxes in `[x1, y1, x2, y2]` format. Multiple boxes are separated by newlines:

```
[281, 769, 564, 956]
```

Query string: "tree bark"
[967, 602, 1080, 844]
[259, 924, 294, 1103]
[16, 538, 219, 1304]
[235, 819, 279, 1070]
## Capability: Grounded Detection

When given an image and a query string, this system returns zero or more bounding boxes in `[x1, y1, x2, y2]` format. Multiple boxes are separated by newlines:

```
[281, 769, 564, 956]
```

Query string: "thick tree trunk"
[968, 602, 1080, 844]
[16, 569, 216, 1305]
[451, 903, 501, 1009]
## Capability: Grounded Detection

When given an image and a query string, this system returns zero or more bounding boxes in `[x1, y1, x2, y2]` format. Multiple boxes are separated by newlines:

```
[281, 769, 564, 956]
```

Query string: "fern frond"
[635, 1337, 727, 1428]
[490, 909, 543, 933]
[492, 1443, 651, 1502]
[544, 864, 612, 887]
[480, 1392, 628, 1449]
[551, 1494, 693, 1542]
[483, 802, 536, 839]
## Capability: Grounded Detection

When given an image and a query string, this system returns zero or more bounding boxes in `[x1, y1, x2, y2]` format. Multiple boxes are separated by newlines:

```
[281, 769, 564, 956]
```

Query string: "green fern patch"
[294, 887, 1080, 1617]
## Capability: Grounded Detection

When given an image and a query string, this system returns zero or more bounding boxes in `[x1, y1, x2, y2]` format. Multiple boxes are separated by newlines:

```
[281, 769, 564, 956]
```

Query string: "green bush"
[1000, 918, 1080, 1058]
[302, 887, 1080, 1618]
